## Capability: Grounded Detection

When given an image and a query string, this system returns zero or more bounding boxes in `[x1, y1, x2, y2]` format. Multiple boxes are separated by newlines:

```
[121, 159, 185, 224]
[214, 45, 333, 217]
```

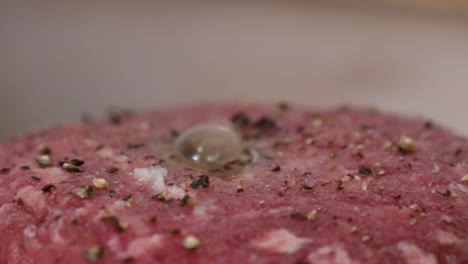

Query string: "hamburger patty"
[0, 103, 467, 264]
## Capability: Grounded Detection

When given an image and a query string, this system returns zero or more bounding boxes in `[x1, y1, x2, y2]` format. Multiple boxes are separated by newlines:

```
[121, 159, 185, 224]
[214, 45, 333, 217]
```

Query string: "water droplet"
[174, 123, 244, 168]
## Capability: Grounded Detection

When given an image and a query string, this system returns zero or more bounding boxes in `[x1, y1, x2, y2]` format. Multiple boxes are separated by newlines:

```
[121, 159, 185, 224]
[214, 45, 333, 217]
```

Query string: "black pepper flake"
[20, 166, 30, 170]
[31, 175, 41, 181]
[101, 216, 125, 232]
[73, 185, 94, 198]
[107, 167, 119, 174]
[83, 246, 104, 262]
[70, 159, 85, 167]
[190, 175, 210, 189]
[301, 183, 313, 190]
[391, 194, 402, 200]
[37, 145, 51, 155]
[122, 194, 132, 201]
[231, 112, 250, 127]
[42, 184, 56, 193]
[151, 193, 166, 202]
[290, 212, 307, 220]
[352, 152, 365, 159]
[270, 165, 281, 172]
[424, 121, 433, 129]
[254, 116, 276, 129]
[127, 143, 145, 150]
[180, 195, 191, 206]
[277, 102, 290, 111]
[109, 111, 125, 125]
[358, 165, 373, 175]
[149, 216, 157, 223]
[62, 162, 82, 173]
[295, 259, 310, 264]
[71, 218, 79, 225]
[336, 180, 345, 190]
[0, 168, 11, 174]
[167, 228, 181, 234]
[437, 190, 451, 197]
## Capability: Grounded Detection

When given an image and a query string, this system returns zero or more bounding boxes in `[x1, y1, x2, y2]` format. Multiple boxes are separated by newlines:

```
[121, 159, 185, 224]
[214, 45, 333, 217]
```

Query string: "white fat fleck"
[23, 225, 37, 238]
[251, 229, 311, 254]
[126, 234, 164, 258]
[50, 218, 66, 244]
[35, 167, 66, 183]
[166, 185, 186, 200]
[115, 155, 129, 163]
[107, 235, 124, 254]
[97, 147, 114, 159]
[397, 242, 437, 264]
[16, 186, 47, 216]
[133, 166, 168, 192]
[268, 206, 294, 214]
[307, 244, 355, 264]
[449, 183, 468, 196]
[133, 166, 185, 199]
[193, 200, 218, 218]
[434, 230, 462, 245]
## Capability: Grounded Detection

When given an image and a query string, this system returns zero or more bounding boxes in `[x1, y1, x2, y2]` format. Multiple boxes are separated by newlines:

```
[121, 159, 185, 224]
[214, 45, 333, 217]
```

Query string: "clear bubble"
[173, 123, 244, 168]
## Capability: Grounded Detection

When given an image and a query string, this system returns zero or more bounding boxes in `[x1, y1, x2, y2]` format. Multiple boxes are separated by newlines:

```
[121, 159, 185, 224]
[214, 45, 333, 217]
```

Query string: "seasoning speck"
[277, 102, 289, 111]
[41, 184, 56, 193]
[461, 175, 468, 182]
[180, 195, 196, 206]
[83, 246, 104, 262]
[336, 180, 345, 190]
[70, 159, 85, 167]
[397, 136, 416, 153]
[312, 118, 323, 127]
[183, 235, 201, 250]
[254, 116, 276, 129]
[362, 235, 371, 242]
[122, 194, 132, 201]
[358, 165, 373, 175]
[101, 216, 125, 232]
[35, 155, 51, 166]
[37, 144, 51, 155]
[107, 167, 119, 174]
[307, 210, 318, 221]
[270, 164, 281, 172]
[62, 162, 82, 173]
[290, 211, 307, 220]
[72, 185, 94, 198]
[93, 178, 109, 189]
[190, 175, 210, 189]
[231, 112, 250, 127]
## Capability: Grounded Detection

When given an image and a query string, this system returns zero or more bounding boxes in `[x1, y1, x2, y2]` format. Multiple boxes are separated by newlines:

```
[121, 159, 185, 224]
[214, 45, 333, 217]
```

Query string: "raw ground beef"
[0, 103, 467, 264]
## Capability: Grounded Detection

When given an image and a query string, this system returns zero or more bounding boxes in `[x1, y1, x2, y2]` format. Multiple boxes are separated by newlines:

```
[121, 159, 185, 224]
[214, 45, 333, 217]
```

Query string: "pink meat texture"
[0, 103, 467, 264]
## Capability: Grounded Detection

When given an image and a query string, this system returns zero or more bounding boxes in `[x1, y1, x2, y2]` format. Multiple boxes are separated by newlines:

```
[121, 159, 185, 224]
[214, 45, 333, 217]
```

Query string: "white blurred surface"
[1, 2, 468, 140]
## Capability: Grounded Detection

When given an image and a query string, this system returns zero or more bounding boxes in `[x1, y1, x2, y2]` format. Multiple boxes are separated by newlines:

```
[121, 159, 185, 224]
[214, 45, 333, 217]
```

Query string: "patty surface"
[0, 103, 467, 264]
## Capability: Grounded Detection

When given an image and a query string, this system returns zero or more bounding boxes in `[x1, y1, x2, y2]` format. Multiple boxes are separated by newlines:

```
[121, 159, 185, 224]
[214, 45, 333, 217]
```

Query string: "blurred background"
[1, 2, 468, 141]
